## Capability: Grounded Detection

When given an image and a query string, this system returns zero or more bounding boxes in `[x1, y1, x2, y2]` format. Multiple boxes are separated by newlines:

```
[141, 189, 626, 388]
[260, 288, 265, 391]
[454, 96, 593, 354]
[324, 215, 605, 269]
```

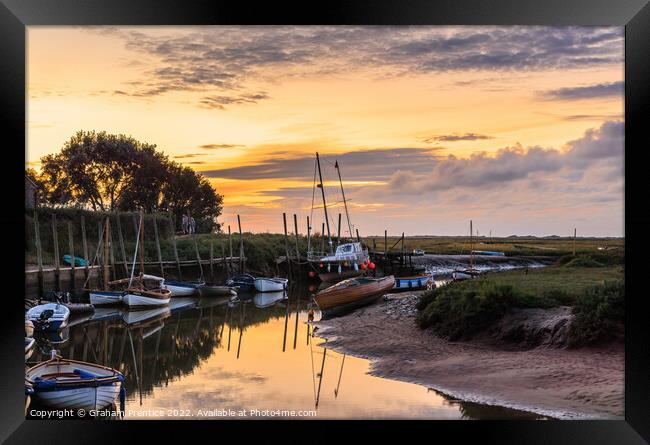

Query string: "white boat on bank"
[26, 352, 124, 412]
[254, 277, 289, 293]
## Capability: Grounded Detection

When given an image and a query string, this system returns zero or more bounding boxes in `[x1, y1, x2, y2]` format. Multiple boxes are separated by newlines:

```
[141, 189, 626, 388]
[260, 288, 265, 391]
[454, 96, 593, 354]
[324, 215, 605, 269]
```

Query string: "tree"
[37, 130, 223, 231]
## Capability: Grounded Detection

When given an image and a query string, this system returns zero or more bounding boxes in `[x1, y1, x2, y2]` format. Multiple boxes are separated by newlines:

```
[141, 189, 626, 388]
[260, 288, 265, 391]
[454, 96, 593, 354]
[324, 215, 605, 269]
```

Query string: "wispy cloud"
[198, 92, 270, 110]
[540, 81, 623, 100]
[422, 133, 493, 143]
[199, 144, 244, 150]
[94, 26, 623, 108]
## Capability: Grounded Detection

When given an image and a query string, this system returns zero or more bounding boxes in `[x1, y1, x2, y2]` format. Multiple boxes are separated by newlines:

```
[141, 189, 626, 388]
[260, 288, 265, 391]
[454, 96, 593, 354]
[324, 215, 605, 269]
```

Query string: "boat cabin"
[319, 242, 368, 263]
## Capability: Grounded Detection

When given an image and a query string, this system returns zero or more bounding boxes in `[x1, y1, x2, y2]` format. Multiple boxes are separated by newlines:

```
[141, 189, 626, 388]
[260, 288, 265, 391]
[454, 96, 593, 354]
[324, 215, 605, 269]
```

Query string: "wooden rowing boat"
[26, 352, 124, 412]
[314, 275, 395, 316]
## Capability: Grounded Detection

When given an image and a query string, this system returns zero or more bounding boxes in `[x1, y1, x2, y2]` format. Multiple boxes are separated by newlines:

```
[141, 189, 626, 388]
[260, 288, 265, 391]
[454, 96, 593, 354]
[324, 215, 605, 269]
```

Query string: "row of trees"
[27, 131, 223, 232]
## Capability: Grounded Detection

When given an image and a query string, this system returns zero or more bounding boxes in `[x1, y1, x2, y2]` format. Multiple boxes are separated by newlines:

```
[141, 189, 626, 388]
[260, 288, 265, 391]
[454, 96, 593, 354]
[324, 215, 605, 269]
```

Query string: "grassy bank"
[368, 235, 624, 257]
[25, 207, 312, 275]
[417, 256, 624, 346]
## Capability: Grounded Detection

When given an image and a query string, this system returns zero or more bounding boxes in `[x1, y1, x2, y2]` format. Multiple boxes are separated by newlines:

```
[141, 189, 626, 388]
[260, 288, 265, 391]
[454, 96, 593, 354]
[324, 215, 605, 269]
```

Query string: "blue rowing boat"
[471, 250, 505, 256]
[62, 255, 88, 267]
[393, 274, 434, 291]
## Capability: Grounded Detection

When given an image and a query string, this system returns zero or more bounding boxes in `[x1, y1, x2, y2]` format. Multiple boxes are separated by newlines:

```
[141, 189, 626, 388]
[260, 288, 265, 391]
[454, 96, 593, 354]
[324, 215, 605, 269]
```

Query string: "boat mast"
[335, 160, 353, 240]
[470, 220, 474, 269]
[316, 153, 333, 254]
[103, 217, 110, 291]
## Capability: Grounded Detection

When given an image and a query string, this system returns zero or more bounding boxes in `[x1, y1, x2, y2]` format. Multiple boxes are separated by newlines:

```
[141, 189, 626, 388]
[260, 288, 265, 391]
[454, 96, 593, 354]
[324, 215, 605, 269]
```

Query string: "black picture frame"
[1, 0, 648, 443]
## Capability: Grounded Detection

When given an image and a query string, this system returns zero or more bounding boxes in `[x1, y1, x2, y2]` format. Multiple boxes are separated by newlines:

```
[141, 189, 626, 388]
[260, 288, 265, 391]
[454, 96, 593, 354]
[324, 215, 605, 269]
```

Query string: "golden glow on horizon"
[26, 26, 624, 235]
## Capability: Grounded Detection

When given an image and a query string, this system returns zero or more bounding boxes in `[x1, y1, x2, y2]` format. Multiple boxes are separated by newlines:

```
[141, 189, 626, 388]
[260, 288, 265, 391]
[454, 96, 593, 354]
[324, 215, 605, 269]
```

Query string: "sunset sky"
[26, 26, 624, 236]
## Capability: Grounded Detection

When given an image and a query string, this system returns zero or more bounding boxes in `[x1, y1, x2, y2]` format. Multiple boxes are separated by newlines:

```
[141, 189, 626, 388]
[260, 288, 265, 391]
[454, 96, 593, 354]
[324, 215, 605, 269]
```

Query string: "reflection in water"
[26, 283, 542, 420]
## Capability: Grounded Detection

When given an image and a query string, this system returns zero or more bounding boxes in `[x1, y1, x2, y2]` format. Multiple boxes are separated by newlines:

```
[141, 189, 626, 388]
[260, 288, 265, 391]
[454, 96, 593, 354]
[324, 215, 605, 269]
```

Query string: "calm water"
[26, 280, 545, 420]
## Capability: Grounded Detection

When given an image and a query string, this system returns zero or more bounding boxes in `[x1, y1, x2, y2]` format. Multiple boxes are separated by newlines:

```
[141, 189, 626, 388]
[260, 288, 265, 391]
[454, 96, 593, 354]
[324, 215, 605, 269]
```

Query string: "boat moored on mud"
[314, 275, 395, 318]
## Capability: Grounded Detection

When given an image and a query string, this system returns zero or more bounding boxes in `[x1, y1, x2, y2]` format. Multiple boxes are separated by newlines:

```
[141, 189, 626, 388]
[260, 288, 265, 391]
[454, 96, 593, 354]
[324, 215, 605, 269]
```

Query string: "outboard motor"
[33, 309, 55, 331]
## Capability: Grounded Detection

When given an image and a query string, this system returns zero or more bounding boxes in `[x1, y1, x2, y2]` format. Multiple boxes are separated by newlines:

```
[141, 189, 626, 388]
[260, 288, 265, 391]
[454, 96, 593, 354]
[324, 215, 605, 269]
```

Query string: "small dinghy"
[199, 283, 238, 298]
[253, 291, 287, 308]
[315, 275, 395, 318]
[26, 303, 70, 332]
[394, 274, 434, 291]
[451, 269, 482, 280]
[25, 337, 36, 360]
[89, 290, 124, 306]
[254, 277, 289, 293]
[226, 274, 257, 293]
[26, 351, 125, 412]
[164, 280, 204, 297]
[123, 287, 171, 308]
[62, 255, 88, 267]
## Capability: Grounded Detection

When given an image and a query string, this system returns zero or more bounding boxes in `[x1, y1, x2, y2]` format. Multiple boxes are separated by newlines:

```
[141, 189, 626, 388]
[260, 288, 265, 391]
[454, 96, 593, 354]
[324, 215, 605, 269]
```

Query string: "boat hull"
[315, 276, 395, 313]
[25, 320, 34, 338]
[318, 268, 365, 283]
[254, 278, 288, 292]
[123, 292, 170, 308]
[198, 285, 237, 297]
[26, 303, 70, 332]
[26, 358, 124, 412]
[33, 384, 121, 412]
[165, 281, 202, 297]
[394, 275, 433, 291]
[90, 291, 124, 306]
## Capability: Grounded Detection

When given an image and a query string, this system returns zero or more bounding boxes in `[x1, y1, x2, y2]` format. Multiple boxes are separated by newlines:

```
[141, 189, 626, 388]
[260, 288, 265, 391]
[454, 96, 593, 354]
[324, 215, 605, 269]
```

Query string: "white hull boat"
[89, 290, 124, 306]
[123, 291, 171, 308]
[253, 291, 287, 308]
[164, 280, 203, 297]
[26, 303, 70, 332]
[25, 319, 34, 338]
[26, 354, 124, 412]
[254, 277, 289, 293]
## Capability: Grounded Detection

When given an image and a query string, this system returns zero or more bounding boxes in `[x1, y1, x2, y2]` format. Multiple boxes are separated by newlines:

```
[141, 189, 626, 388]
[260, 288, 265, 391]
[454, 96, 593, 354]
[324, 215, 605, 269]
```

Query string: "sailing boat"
[452, 220, 482, 280]
[123, 211, 172, 308]
[89, 217, 125, 305]
[307, 153, 370, 282]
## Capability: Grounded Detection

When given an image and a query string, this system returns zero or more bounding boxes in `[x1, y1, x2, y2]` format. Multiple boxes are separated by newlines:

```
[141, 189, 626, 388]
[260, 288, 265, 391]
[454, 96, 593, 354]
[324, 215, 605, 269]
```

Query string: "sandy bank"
[315, 292, 624, 419]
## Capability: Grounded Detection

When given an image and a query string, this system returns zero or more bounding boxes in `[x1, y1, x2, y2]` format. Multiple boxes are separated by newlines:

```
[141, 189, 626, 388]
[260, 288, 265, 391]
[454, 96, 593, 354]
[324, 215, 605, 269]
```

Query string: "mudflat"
[315, 292, 624, 419]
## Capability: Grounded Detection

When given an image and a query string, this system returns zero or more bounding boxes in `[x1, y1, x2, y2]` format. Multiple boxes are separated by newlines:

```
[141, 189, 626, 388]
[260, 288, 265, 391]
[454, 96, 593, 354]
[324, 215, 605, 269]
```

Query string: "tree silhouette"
[36, 130, 223, 231]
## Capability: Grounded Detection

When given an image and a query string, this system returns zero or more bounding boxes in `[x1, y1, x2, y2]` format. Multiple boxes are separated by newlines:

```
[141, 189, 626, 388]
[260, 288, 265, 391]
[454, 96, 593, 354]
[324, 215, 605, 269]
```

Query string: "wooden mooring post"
[237, 214, 244, 274]
[384, 229, 388, 256]
[356, 228, 361, 243]
[108, 224, 117, 280]
[33, 210, 44, 297]
[221, 238, 228, 278]
[152, 216, 164, 278]
[228, 225, 233, 275]
[293, 213, 300, 263]
[52, 214, 60, 290]
[192, 235, 204, 279]
[115, 212, 129, 276]
[283, 213, 292, 279]
[81, 216, 89, 280]
[210, 241, 214, 280]
[169, 212, 182, 280]
[67, 221, 76, 286]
